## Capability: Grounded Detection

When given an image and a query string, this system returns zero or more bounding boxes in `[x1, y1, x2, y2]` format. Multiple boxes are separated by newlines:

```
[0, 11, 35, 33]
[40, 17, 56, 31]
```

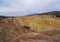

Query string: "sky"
[0, 0, 60, 16]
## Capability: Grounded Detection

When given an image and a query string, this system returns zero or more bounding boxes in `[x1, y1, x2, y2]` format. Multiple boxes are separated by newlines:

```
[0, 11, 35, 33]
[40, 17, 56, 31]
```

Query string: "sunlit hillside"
[15, 14, 60, 32]
[1, 14, 60, 32]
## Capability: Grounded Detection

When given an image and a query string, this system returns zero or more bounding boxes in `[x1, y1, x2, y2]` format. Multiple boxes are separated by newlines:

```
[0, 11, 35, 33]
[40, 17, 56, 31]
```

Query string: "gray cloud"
[0, 0, 60, 16]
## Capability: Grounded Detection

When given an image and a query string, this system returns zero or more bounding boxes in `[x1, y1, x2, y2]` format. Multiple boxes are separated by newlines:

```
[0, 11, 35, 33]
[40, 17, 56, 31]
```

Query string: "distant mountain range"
[27, 11, 60, 17]
[0, 11, 60, 19]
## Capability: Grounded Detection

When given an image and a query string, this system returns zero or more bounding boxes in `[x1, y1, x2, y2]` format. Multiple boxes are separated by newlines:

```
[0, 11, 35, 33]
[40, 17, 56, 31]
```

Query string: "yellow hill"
[1, 14, 60, 32]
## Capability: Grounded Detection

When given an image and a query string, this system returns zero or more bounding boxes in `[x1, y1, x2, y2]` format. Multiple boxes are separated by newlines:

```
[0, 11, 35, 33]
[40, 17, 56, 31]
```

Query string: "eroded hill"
[0, 11, 60, 42]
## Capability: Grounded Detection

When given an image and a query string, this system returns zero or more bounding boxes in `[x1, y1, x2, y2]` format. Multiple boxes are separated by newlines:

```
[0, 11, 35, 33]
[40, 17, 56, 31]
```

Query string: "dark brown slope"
[27, 11, 60, 17]
[0, 16, 14, 22]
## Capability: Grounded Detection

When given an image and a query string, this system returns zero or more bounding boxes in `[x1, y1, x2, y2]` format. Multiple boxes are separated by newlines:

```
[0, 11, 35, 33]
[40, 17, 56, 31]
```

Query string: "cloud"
[0, 0, 60, 16]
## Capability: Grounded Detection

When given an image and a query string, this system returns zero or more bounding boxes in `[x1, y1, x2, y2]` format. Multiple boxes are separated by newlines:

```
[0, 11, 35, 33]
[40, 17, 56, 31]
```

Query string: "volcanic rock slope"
[0, 11, 60, 42]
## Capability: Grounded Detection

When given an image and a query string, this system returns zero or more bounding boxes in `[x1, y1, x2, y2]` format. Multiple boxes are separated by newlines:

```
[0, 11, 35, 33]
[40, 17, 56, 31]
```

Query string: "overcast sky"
[0, 0, 60, 16]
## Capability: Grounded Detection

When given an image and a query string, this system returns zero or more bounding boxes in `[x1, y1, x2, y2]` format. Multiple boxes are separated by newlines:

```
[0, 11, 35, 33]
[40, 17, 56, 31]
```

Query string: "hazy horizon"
[0, 0, 60, 16]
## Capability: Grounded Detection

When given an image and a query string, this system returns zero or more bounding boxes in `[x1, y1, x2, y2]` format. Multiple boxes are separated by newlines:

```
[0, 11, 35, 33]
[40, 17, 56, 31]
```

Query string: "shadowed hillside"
[27, 11, 60, 17]
[0, 11, 60, 42]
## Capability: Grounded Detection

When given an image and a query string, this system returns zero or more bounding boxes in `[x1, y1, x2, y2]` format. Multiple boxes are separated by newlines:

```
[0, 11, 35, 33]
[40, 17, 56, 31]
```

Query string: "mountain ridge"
[26, 11, 60, 17]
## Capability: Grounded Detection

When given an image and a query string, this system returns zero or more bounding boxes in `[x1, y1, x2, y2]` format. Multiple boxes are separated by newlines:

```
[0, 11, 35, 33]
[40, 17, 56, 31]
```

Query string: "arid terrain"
[0, 11, 60, 42]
